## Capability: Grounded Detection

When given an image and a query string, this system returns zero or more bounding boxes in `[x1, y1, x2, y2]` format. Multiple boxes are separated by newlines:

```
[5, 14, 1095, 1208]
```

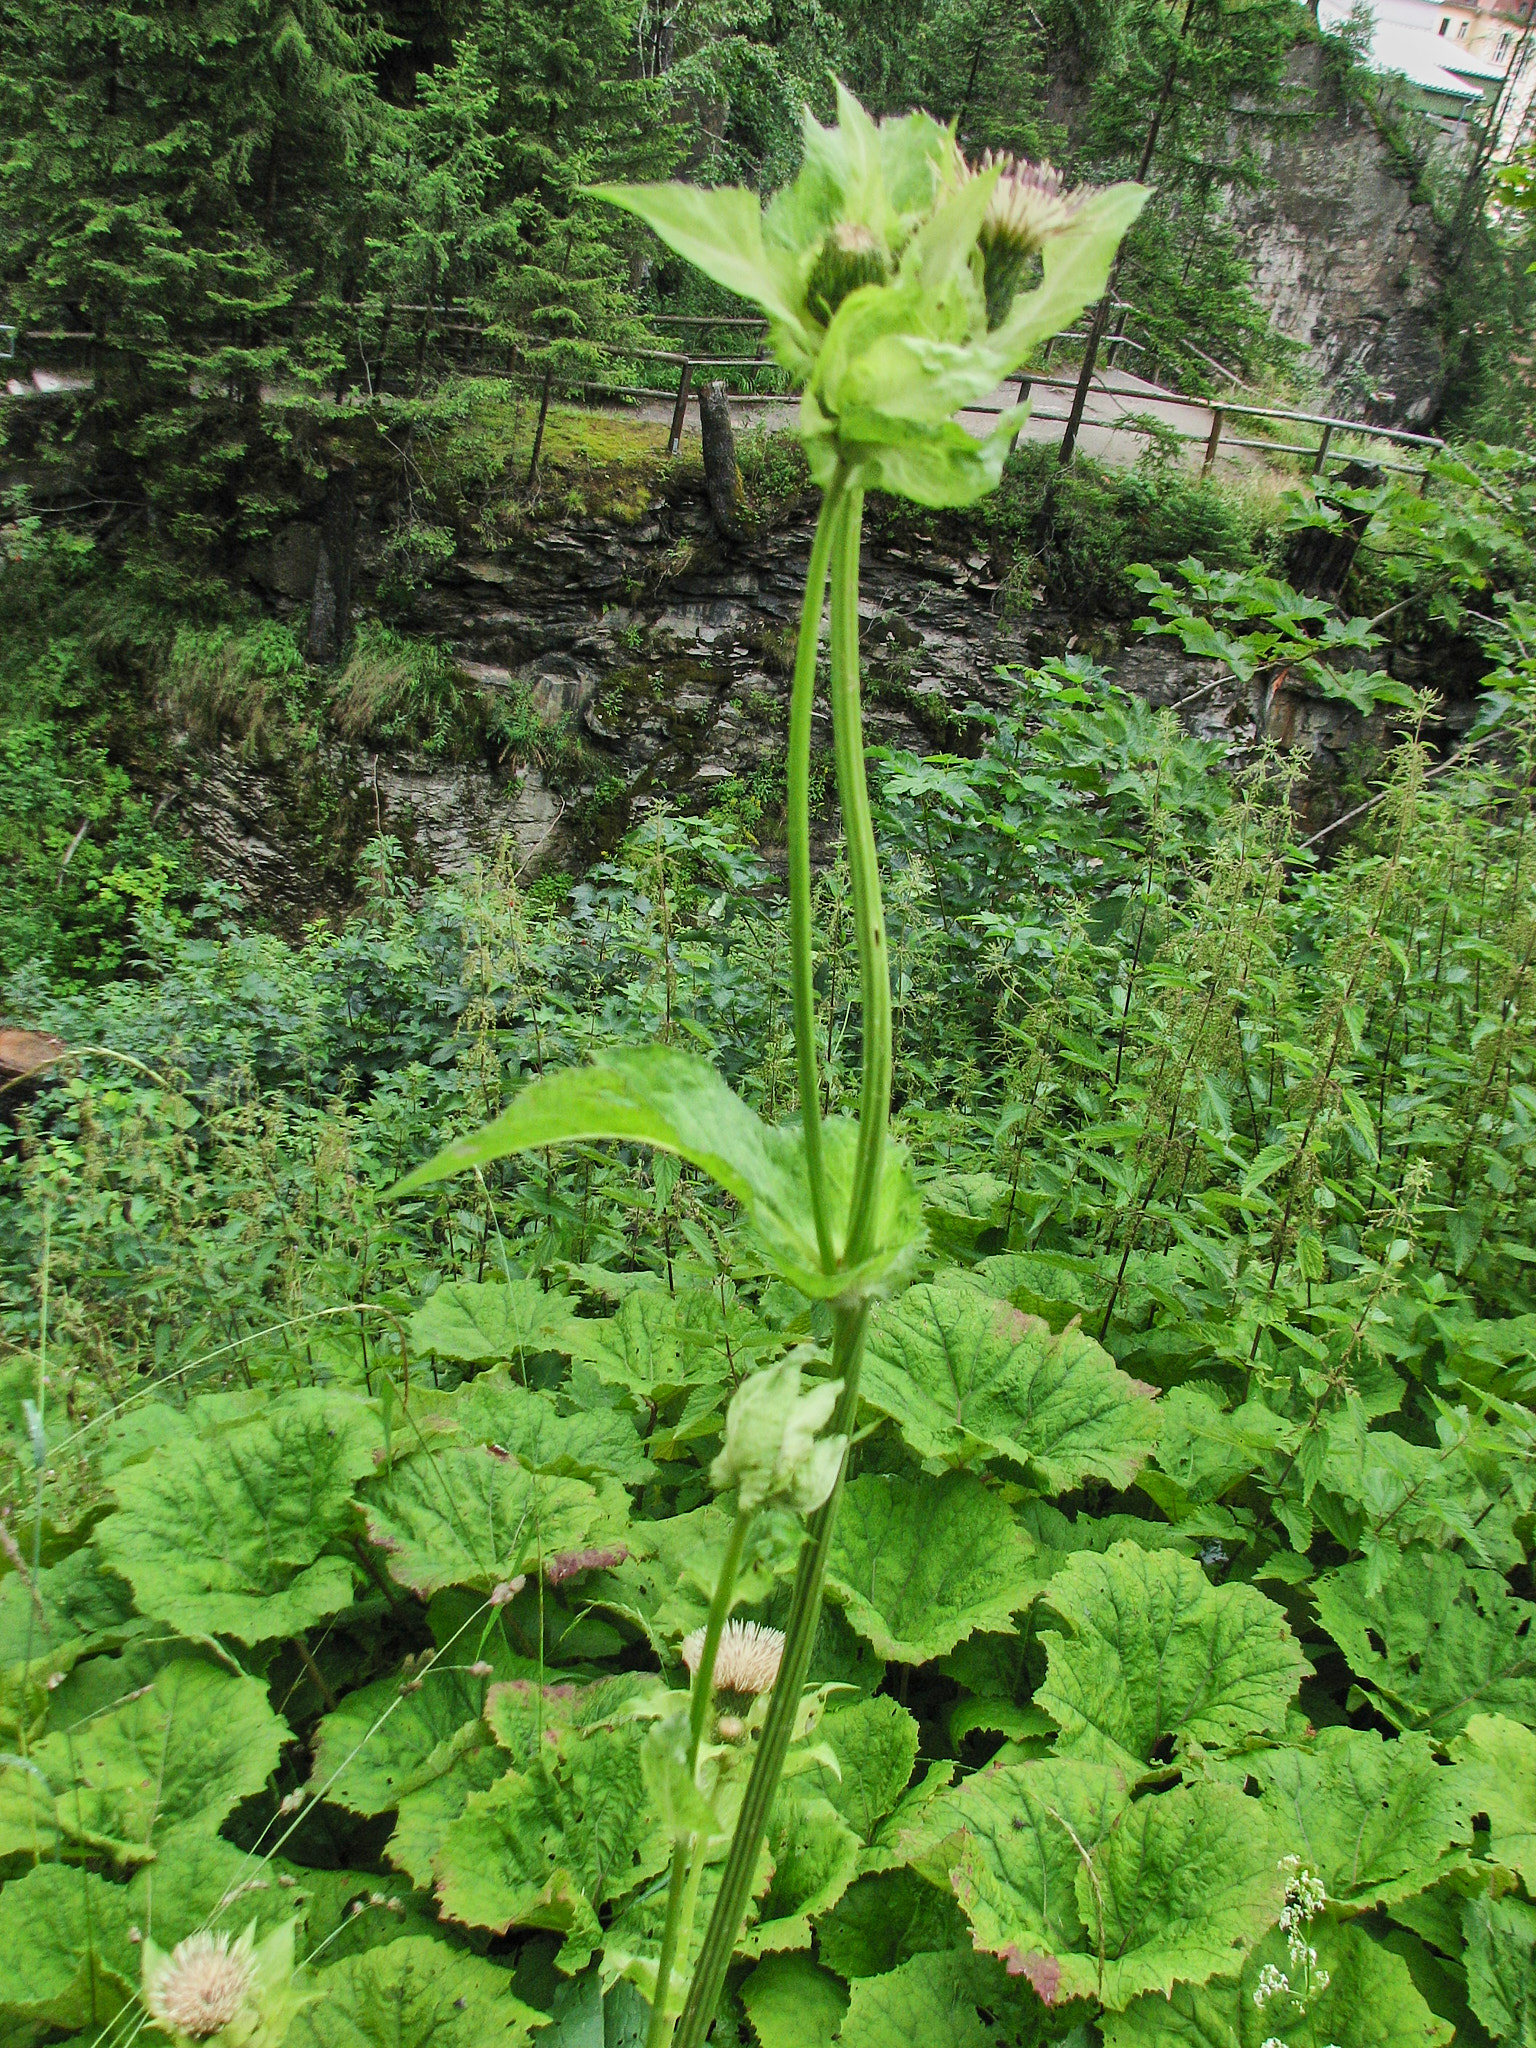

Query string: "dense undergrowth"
[8, 591, 1536, 2043]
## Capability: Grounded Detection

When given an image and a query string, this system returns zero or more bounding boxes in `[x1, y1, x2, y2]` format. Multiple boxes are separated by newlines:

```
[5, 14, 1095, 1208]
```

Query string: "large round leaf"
[825, 1470, 1040, 1663]
[96, 1387, 378, 1641]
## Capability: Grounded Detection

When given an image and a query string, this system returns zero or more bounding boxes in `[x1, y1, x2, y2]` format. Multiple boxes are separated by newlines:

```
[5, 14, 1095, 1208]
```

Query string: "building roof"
[1320, 0, 1493, 95]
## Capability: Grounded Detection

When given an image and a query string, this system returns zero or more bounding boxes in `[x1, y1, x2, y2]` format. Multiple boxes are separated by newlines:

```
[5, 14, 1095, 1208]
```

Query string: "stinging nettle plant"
[395, 83, 1144, 2048]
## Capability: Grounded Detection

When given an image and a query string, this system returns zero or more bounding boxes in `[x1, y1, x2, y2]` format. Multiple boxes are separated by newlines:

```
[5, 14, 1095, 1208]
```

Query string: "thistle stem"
[673, 481, 890, 2048]
[788, 473, 846, 1272]
[645, 1507, 752, 2048]
[827, 484, 890, 1262]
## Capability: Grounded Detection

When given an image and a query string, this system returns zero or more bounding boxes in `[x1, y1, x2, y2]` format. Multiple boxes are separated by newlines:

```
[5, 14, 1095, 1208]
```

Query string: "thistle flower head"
[960, 151, 1092, 327]
[681, 1619, 785, 1699]
[143, 1928, 257, 2039]
[806, 220, 892, 324]
[709, 1358, 845, 1514]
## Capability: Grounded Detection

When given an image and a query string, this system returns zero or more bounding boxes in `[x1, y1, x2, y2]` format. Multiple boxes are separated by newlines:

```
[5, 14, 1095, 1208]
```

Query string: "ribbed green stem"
[827, 484, 889, 1262]
[788, 473, 845, 1272]
[671, 1305, 869, 2048]
[673, 479, 892, 2048]
[645, 1509, 752, 2048]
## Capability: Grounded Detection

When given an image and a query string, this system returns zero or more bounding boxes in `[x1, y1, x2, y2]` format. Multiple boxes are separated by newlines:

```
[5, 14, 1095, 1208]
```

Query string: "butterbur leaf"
[1102, 1915, 1453, 2048]
[919, 1756, 1127, 2002]
[0, 1863, 137, 2032]
[790, 1694, 919, 1850]
[567, 1285, 739, 1405]
[814, 1866, 969, 1979]
[1037, 1542, 1308, 1773]
[96, 1386, 378, 1641]
[929, 1760, 1284, 2010]
[861, 1282, 1159, 1489]
[740, 1953, 849, 2048]
[447, 1372, 654, 1486]
[1450, 1715, 1536, 1887]
[289, 1936, 547, 2048]
[825, 1470, 1039, 1663]
[1464, 1893, 1536, 2046]
[433, 1723, 670, 1970]
[308, 1664, 491, 1817]
[1085, 1782, 1288, 2008]
[1248, 1726, 1477, 1907]
[484, 1673, 657, 1766]
[738, 1794, 862, 1954]
[29, 1657, 285, 1864]
[394, 1047, 924, 1303]
[1313, 1550, 1536, 1738]
[837, 1950, 991, 2048]
[359, 1447, 623, 1597]
[409, 1280, 580, 1364]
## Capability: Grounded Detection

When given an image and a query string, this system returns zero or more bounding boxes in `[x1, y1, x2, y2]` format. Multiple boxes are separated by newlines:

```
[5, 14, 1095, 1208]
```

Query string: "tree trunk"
[1283, 461, 1382, 599]
[307, 464, 356, 665]
[699, 379, 744, 537]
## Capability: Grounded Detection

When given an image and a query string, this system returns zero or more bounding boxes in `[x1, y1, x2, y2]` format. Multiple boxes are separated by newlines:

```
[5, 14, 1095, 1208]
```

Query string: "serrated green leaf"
[1248, 1726, 1476, 1907]
[290, 1936, 548, 2048]
[0, 1863, 136, 2032]
[567, 1289, 726, 1405]
[96, 1386, 378, 1641]
[1314, 1550, 1536, 1738]
[791, 1694, 918, 1850]
[1087, 1782, 1288, 2008]
[410, 1279, 581, 1364]
[739, 1794, 862, 1955]
[1153, 1384, 1295, 1503]
[1103, 1915, 1454, 2048]
[445, 1372, 653, 1485]
[360, 1446, 623, 1598]
[825, 1471, 1039, 1663]
[814, 1867, 969, 1979]
[26, 1656, 285, 1864]
[125, 1824, 305, 1949]
[484, 1673, 656, 1766]
[838, 1948, 991, 2048]
[861, 1281, 1159, 1489]
[393, 1048, 924, 1304]
[740, 1952, 849, 2048]
[1037, 1542, 1308, 1773]
[1465, 1893, 1536, 2046]
[1450, 1715, 1536, 1886]
[309, 1664, 492, 1817]
[926, 1758, 1283, 2009]
[919, 1755, 1128, 2000]
[434, 1722, 670, 1970]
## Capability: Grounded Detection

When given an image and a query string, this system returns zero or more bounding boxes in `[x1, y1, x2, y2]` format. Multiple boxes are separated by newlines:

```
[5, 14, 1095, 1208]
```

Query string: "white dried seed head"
[680, 1620, 785, 1697]
[143, 1929, 257, 2039]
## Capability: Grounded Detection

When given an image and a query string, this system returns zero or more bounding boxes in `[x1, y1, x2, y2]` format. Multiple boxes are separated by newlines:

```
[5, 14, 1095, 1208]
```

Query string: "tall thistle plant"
[397, 86, 1143, 2048]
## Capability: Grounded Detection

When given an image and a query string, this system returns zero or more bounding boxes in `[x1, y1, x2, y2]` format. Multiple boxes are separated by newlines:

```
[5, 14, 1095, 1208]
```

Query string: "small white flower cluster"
[1278, 1855, 1330, 1994]
[1253, 1856, 1332, 2042]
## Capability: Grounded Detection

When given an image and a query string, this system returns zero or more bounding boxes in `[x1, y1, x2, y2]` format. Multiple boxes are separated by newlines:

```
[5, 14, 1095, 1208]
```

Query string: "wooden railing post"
[667, 357, 694, 457]
[1312, 421, 1334, 475]
[1202, 406, 1225, 477]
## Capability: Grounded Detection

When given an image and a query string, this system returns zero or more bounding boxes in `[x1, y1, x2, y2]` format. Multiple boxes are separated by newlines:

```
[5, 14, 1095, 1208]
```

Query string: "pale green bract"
[710, 1357, 845, 1514]
[593, 82, 1146, 509]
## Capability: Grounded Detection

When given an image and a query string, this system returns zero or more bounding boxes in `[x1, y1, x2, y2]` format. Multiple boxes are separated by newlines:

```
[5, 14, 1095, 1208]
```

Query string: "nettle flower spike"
[710, 1357, 845, 1514]
[593, 82, 1146, 511]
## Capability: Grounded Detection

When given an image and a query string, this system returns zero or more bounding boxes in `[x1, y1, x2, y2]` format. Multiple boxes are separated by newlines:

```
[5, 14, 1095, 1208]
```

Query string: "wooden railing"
[1, 301, 1451, 485]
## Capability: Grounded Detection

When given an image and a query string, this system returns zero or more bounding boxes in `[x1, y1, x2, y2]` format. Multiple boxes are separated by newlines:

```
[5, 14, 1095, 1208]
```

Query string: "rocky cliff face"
[177, 471, 1385, 924]
[1230, 45, 1450, 426]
